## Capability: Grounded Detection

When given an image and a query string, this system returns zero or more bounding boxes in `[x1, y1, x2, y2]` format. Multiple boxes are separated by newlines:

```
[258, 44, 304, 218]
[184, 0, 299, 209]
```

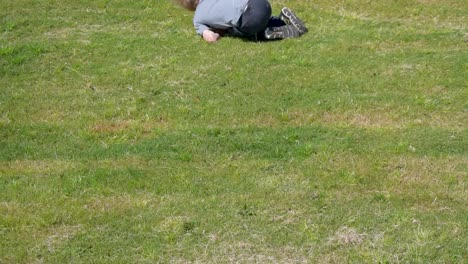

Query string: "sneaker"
[264, 25, 300, 40]
[280, 7, 308, 35]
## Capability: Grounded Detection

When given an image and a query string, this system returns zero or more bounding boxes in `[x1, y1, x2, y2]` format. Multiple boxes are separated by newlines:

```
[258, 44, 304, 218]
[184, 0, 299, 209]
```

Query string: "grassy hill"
[1, 0, 466, 262]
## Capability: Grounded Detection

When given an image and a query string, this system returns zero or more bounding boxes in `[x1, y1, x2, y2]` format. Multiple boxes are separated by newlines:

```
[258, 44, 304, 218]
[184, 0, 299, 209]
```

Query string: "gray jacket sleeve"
[194, 19, 209, 36]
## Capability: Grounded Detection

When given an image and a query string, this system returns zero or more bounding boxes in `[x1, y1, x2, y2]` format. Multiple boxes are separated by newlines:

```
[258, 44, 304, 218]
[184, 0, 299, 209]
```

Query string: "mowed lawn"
[1, 0, 467, 262]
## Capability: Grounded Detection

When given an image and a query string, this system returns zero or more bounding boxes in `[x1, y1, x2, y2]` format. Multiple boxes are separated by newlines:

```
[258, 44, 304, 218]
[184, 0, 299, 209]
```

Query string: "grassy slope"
[1, 0, 467, 262]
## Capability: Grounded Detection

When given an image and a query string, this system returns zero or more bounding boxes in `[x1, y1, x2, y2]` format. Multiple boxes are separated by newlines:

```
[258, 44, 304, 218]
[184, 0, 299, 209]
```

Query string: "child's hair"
[175, 0, 199, 11]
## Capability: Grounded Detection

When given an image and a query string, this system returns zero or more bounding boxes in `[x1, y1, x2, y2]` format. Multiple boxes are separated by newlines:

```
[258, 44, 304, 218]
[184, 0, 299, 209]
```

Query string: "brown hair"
[174, 0, 199, 11]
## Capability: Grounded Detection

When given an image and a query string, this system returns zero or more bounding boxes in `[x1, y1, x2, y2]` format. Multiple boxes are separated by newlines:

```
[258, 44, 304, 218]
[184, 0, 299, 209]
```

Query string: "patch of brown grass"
[91, 120, 132, 133]
[304, 153, 467, 202]
[385, 156, 467, 185]
[197, 241, 310, 263]
[242, 109, 465, 130]
[0, 201, 21, 215]
[0, 160, 80, 175]
[44, 225, 83, 253]
[328, 226, 366, 246]
[321, 111, 400, 128]
[90, 118, 170, 135]
[84, 193, 155, 212]
[316, 252, 347, 264]
[93, 156, 151, 169]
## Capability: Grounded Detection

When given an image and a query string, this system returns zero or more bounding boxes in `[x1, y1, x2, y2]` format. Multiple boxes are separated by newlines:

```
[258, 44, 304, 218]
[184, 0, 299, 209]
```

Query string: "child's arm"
[195, 20, 220, 43]
[202, 29, 220, 42]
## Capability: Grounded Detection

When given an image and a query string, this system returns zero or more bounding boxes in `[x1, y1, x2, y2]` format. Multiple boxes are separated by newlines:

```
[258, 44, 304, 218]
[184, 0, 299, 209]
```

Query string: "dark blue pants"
[237, 0, 272, 35]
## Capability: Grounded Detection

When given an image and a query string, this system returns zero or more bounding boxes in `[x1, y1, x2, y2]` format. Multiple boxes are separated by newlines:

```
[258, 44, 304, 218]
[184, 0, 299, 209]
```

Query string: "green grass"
[1, 0, 467, 262]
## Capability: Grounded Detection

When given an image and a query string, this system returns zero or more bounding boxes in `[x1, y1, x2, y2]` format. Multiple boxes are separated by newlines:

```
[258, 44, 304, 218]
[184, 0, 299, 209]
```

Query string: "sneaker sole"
[265, 25, 300, 40]
[264, 29, 283, 40]
[281, 7, 308, 34]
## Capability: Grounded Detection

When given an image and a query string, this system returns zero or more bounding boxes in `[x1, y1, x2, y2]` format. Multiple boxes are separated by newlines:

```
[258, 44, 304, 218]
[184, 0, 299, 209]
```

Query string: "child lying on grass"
[177, 0, 308, 42]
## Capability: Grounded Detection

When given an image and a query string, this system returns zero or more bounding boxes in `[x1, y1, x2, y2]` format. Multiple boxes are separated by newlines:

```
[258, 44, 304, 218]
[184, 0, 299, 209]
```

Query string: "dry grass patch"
[316, 252, 347, 264]
[198, 241, 310, 263]
[305, 152, 376, 180]
[0, 201, 21, 215]
[84, 193, 156, 212]
[384, 155, 467, 210]
[90, 118, 170, 135]
[238, 110, 400, 128]
[256, 169, 310, 192]
[0, 160, 80, 176]
[2, 224, 85, 264]
[93, 156, 151, 169]
[244, 113, 283, 128]
[332, 3, 466, 31]
[157, 215, 197, 239]
[269, 208, 306, 225]
[321, 111, 400, 128]
[303, 153, 467, 204]
[44, 225, 84, 253]
[91, 120, 133, 134]
[29, 109, 71, 124]
[43, 26, 82, 40]
[328, 226, 366, 246]
[235, 109, 464, 129]
[43, 23, 149, 40]
[385, 155, 467, 184]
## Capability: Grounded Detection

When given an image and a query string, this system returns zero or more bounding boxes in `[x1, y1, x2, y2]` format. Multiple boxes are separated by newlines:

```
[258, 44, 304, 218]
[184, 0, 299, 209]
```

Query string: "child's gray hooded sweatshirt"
[193, 0, 249, 35]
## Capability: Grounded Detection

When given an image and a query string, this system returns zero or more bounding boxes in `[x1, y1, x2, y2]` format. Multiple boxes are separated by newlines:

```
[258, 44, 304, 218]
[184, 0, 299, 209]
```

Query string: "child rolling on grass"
[176, 0, 308, 42]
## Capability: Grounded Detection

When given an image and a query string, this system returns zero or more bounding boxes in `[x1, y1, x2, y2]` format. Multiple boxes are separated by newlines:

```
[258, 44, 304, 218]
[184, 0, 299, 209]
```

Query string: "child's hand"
[202, 29, 220, 43]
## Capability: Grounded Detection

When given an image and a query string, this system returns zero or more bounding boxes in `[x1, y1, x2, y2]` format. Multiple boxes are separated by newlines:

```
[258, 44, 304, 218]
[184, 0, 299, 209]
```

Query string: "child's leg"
[266, 16, 286, 28]
[237, 0, 272, 35]
[249, 16, 286, 41]
[261, 15, 298, 40]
